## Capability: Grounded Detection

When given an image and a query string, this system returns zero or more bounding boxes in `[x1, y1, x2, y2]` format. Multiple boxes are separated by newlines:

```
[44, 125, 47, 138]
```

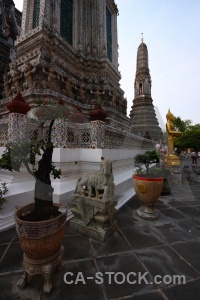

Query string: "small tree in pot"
[0, 99, 69, 220]
[133, 150, 164, 220]
[0, 98, 81, 293]
[134, 150, 159, 176]
[149, 167, 171, 196]
[0, 183, 8, 211]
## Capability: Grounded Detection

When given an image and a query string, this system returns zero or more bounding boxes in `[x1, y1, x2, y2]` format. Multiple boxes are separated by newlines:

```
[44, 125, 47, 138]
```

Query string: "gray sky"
[14, 0, 200, 127]
[115, 0, 200, 127]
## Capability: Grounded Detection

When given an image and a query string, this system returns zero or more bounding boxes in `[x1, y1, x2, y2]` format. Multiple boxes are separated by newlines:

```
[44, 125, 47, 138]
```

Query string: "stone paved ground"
[1, 158, 200, 300]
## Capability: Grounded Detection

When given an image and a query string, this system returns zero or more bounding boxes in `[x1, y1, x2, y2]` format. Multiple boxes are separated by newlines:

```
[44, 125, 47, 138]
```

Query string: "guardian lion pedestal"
[70, 157, 117, 242]
[70, 195, 117, 242]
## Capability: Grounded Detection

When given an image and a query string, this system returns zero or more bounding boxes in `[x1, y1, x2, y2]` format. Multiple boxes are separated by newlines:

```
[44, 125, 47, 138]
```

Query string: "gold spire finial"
[141, 33, 143, 43]
[166, 109, 173, 120]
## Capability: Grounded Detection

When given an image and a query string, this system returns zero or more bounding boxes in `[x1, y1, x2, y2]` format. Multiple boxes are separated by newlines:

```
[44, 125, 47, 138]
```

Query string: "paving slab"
[151, 222, 192, 244]
[176, 219, 200, 238]
[127, 290, 166, 300]
[0, 272, 42, 300]
[0, 227, 17, 244]
[135, 244, 199, 288]
[95, 252, 154, 299]
[181, 200, 200, 206]
[171, 240, 200, 273]
[0, 244, 8, 260]
[115, 210, 137, 228]
[91, 230, 132, 257]
[162, 278, 200, 300]
[0, 242, 23, 272]
[166, 200, 190, 208]
[62, 235, 93, 261]
[176, 206, 200, 218]
[159, 208, 188, 220]
[1, 158, 200, 299]
[121, 225, 164, 250]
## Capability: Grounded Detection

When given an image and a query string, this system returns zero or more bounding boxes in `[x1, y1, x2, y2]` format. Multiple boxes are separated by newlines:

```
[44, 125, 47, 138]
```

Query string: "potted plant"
[133, 150, 164, 220]
[0, 98, 70, 293]
[0, 183, 8, 211]
[149, 167, 171, 196]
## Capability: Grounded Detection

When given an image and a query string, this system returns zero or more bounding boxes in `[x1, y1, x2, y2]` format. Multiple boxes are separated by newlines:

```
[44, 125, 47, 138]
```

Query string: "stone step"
[0, 170, 14, 184]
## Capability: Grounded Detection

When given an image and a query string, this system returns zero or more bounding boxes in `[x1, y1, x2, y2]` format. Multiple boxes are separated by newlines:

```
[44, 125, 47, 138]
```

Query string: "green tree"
[173, 116, 192, 133]
[134, 150, 159, 175]
[175, 129, 200, 151]
[0, 99, 77, 220]
[0, 183, 8, 211]
[188, 123, 200, 131]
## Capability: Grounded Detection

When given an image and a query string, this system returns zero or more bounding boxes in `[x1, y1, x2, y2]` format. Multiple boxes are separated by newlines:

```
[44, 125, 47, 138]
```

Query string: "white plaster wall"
[0, 147, 144, 231]
[52, 148, 144, 163]
[0, 147, 6, 157]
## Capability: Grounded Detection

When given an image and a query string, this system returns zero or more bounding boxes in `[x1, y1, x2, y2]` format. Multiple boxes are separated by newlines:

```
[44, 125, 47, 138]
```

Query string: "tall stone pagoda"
[130, 35, 163, 142]
[0, 1, 155, 231]
[0, 0, 156, 150]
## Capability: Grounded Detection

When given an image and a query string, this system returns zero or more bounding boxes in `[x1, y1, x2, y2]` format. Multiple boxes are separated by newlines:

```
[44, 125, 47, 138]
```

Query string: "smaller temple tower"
[130, 35, 163, 142]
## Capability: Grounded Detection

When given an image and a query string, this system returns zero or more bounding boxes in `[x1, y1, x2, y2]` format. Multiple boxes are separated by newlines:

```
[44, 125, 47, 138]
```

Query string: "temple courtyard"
[1, 158, 200, 300]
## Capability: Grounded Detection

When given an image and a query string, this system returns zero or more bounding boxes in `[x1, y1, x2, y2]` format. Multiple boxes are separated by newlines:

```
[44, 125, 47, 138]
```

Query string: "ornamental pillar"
[89, 106, 107, 149]
[52, 118, 66, 147]
[51, 99, 72, 147]
[5, 92, 31, 143]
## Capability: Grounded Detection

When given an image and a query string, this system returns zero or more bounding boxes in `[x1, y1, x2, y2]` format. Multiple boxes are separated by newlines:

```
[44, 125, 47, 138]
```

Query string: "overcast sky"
[14, 0, 200, 128]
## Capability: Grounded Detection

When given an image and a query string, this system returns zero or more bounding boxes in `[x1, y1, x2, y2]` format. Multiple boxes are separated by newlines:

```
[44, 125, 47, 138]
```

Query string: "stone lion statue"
[74, 157, 115, 199]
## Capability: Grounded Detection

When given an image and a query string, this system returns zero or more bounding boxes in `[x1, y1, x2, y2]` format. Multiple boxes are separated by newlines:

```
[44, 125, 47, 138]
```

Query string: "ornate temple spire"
[135, 36, 151, 97]
[130, 38, 163, 142]
[136, 37, 149, 76]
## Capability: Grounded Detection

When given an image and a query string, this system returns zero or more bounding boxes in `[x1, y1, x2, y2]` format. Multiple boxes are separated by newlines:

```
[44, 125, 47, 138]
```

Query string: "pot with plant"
[0, 96, 72, 293]
[133, 150, 164, 220]
[0, 183, 8, 211]
[149, 167, 171, 196]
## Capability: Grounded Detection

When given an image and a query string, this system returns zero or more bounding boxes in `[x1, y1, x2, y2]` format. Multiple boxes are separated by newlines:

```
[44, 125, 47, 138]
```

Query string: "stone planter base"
[136, 206, 159, 220]
[17, 246, 64, 294]
[70, 194, 117, 242]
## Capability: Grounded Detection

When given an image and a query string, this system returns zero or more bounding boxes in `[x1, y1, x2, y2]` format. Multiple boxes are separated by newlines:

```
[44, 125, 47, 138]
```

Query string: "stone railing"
[0, 115, 154, 150]
[52, 121, 91, 148]
[51, 121, 153, 149]
[104, 125, 153, 149]
[0, 93, 154, 150]
[28, 122, 44, 141]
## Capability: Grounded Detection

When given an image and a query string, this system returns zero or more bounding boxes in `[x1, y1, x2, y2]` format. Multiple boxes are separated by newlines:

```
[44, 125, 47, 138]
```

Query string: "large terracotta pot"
[14, 203, 67, 293]
[132, 175, 164, 220]
[14, 203, 67, 259]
